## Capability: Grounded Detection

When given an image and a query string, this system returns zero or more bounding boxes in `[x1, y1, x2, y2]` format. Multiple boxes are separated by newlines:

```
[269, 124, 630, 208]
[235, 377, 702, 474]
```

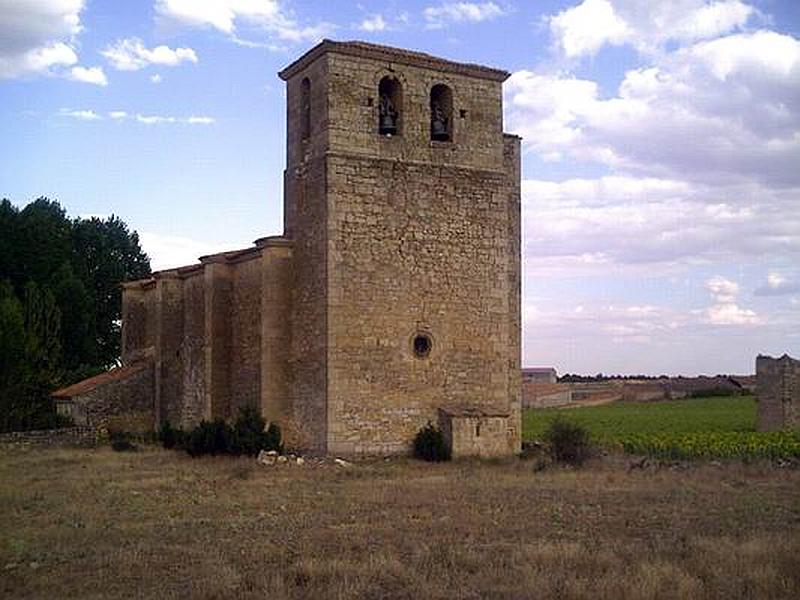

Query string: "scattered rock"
[29, 562, 40, 570]
[277, 455, 288, 463]
[296, 457, 305, 466]
[257, 450, 277, 466]
[4, 563, 18, 571]
[334, 458, 352, 468]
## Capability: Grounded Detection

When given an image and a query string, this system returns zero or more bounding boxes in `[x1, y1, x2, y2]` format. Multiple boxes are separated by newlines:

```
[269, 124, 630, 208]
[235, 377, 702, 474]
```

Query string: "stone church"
[54, 40, 522, 457]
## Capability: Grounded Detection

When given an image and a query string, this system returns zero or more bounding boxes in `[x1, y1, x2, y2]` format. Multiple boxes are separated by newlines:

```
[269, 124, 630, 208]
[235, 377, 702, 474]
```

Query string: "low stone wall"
[522, 383, 573, 409]
[0, 426, 99, 448]
[756, 354, 800, 432]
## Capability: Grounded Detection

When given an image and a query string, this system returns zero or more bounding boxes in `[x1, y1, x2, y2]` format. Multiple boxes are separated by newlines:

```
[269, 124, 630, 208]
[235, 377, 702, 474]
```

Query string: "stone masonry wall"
[230, 256, 262, 416]
[756, 354, 800, 431]
[259, 242, 294, 429]
[180, 272, 206, 428]
[504, 134, 522, 453]
[325, 154, 515, 454]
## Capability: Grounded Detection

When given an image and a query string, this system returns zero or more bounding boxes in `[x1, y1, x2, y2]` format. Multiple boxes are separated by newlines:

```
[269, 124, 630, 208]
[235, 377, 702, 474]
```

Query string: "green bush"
[413, 421, 450, 462]
[177, 407, 283, 458]
[109, 429, 137, 452]
[232, 406, 277, 456]
[544, 418, 594, 466]
[186, 419, 230, 457]
[158, 420, 179, 449]
[264, 422, 283, 454]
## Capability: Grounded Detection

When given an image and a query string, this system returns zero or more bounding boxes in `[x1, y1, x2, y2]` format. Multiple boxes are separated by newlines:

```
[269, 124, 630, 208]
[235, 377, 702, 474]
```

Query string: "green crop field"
[523, 396, 800, 460]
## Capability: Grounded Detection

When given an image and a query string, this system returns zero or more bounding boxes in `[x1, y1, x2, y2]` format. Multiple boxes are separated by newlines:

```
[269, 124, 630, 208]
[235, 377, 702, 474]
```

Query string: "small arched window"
[378, 76, 402, 136]
[430, 84, 453, 142]
[301, 77, 311, 141]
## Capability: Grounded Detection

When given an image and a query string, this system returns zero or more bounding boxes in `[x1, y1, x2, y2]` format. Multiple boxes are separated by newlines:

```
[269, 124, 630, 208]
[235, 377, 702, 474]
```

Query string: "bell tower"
[279, 40, 521, 455]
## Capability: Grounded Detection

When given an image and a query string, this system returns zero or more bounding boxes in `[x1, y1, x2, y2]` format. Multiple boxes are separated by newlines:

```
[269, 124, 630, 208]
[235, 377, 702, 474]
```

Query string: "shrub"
[109, 429, 137, 452]
[544, 418, 594, 466]
[186, 419, 231, 457]
[159, 420, 178, 449]
[179, 408, 283, 458]
[264, 422, 283, 454]
[231, 406, 273, 456]
[413, 422, 450, 462]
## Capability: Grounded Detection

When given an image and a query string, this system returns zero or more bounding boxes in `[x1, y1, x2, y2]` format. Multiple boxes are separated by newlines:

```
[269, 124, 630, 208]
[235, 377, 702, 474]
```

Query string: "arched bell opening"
[378, 76, 402, 136]
[430, 84, 453, 142]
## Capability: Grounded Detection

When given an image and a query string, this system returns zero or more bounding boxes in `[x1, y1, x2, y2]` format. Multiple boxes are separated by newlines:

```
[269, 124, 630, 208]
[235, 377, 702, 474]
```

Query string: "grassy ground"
[2, 446, 800, 599]
[523, 396, 800, 460]
[523, 395, 757, 439]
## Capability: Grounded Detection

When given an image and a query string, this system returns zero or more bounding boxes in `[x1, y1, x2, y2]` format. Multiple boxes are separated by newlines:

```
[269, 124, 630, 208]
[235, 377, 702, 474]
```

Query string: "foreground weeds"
[1, 447, 799, 599]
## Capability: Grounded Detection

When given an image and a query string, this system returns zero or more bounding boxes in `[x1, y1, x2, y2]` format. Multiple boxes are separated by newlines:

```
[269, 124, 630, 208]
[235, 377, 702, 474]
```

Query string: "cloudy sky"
[2, 0, 799, 375]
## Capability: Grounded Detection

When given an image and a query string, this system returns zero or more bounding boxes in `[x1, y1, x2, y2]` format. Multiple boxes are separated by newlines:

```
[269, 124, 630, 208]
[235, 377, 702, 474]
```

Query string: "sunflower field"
[523, 395, 800, 460]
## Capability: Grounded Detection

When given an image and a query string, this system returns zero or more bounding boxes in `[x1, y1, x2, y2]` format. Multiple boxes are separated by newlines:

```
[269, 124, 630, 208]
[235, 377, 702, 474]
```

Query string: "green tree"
[50, 262, 96, 373]
[0, 197, 151, 430]
[71, 216, 150, 366]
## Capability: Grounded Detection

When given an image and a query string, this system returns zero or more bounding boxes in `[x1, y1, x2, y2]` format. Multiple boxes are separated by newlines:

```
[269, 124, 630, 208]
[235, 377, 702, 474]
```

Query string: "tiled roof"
[51, 361, 151, 398]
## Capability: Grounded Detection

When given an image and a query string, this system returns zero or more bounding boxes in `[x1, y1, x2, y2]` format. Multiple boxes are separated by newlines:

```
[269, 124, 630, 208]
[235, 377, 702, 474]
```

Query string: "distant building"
[522, 367, 557, 384]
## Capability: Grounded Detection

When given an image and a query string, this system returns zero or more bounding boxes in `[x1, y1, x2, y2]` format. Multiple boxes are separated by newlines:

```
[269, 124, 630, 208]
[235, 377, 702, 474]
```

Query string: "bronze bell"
[431, 101, 449, 141]
[379, 112, 397, 135]
[379, 93, 397, 136]
[431, 116, 448, 141]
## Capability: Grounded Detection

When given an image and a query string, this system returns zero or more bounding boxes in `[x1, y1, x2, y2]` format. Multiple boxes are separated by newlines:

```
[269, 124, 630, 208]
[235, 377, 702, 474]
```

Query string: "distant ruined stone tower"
[56, 41, 522, 457]
[756, 354, 800, 431]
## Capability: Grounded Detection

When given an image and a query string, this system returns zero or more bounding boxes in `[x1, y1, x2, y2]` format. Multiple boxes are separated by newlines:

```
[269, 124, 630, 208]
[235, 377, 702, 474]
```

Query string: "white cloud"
[136, 115, 176, 124]
[101, 38, 197, 71]
[150, 73, 163, 84]
[0, 0, 84, 78]
[706, 301, 760, 325]
[520, 175, 800, 276]
[755, 272, 800, 296]
[423, 2, 506, 28]
[705, 276, 760, 325]
[155, 0, 332, 44]
[68, 65, 107, 85]
[506, 30, 800, 186]
[707, 276, 739, 303]
[549, 0, 629, 58]
[359, 15, 388, 32]
[185, 116, 215, 124]
[59, 111, 214, 125]
[135, 114, 215, 125]
[59, 108, 102, 120]
[548, 0, 756, 58]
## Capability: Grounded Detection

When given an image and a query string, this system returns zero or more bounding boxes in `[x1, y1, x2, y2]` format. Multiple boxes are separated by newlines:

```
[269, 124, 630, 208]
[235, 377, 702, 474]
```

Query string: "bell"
[431, 116, 448, 141]
[379, 113, 396, 135]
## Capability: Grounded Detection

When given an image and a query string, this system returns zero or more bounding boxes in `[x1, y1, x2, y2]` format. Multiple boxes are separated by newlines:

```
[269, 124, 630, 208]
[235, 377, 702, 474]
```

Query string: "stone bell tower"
[279, 40, 521, 455]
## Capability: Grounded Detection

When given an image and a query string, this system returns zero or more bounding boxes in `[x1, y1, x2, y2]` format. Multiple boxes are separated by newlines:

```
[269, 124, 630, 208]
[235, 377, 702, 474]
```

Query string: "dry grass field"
[2, 446, 799, 599]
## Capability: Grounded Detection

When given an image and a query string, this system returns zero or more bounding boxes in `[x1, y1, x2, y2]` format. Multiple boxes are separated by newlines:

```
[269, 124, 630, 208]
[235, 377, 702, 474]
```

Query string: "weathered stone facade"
[756, 354, 800, 432]
[81, 40, 522, 456]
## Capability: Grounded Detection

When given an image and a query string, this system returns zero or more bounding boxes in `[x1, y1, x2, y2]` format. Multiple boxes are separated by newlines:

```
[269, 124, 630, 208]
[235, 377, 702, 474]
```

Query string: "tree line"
[0, 198, 151, 432]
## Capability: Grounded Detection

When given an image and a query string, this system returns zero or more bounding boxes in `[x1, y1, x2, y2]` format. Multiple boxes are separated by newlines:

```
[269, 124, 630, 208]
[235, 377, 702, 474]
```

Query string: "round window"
[412, 333, 432, 358]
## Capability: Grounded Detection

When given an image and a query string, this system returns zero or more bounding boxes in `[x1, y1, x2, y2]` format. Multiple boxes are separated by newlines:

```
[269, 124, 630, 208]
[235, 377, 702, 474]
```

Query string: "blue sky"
[2, 0, 799, 375]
